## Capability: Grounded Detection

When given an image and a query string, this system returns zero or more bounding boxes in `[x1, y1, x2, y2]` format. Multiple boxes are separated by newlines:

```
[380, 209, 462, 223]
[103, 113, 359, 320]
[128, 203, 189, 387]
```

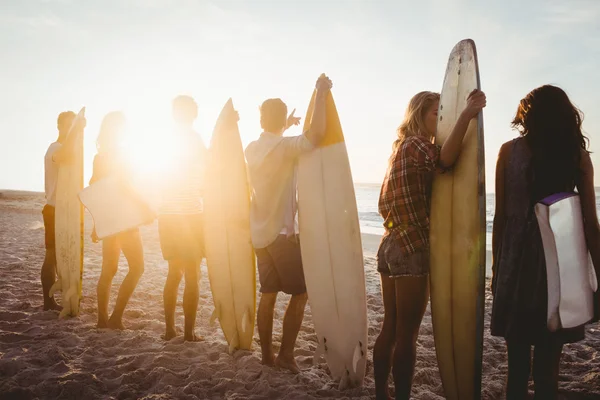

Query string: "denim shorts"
[376, 234, 430, 277]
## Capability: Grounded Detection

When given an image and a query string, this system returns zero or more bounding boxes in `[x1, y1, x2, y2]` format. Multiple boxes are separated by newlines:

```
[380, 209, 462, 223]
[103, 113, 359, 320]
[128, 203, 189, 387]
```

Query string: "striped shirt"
[159, 130, 207, 215]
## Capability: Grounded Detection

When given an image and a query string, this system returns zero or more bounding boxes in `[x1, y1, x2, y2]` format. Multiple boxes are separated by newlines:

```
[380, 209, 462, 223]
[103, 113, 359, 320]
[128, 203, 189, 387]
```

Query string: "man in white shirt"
[42, 110, 76, 311]
[245, 74, 332, 373]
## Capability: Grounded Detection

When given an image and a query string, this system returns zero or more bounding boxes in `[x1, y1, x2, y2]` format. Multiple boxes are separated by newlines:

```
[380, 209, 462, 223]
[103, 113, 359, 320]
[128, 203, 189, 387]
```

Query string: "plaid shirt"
[378, 135, 442, 255]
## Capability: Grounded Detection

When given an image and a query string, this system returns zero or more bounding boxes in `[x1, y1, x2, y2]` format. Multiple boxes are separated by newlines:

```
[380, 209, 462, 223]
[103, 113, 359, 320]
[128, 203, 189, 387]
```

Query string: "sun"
[121, 106, 181, 179]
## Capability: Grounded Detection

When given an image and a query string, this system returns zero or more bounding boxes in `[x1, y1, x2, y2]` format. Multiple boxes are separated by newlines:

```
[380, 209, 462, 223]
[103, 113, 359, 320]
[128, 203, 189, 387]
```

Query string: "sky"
[1, 0, 599, 192]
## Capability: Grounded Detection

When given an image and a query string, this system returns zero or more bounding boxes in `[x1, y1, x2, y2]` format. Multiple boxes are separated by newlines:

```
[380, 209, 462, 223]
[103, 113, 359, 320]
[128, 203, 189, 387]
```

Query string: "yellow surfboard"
[430, 40, 486, 400]
[204, 99, 256, 353]
[51, 107, 85, 318]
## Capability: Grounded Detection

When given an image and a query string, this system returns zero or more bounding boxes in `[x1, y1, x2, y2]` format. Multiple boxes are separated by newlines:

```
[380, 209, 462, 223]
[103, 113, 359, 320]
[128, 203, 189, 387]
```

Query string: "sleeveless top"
[490, 137, 584, 344]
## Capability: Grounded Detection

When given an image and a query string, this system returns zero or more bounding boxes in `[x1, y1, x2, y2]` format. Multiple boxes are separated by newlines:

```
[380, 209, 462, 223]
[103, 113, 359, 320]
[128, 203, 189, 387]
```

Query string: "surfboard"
[297, 79, 368, 389]
[429, 39, 486, 400]
[78, 175, 158, 240]
[50, 107, 86, 318]
[204, 98, 256, 353]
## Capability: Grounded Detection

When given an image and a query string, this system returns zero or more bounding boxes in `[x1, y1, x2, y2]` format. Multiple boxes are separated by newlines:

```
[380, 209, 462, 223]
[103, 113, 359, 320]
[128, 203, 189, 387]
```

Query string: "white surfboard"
[204, 99, 256, 353]
[78, 175, 158, 240]
[297, 82, 368, 388]
[51, 107, 85, 318]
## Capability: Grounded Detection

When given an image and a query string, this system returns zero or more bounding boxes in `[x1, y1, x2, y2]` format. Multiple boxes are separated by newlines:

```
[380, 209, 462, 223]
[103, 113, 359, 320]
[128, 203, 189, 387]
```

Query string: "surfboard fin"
[351, 341, 364, 374]
[49, 281, 62, 297]
[58, 287, 77, 318]
[241, 309, 250, 333]
[228, 335, 239, 355]
[312, 337, 325, 366]
[210, 303, 221, 326]
[338, 370, 350, 391]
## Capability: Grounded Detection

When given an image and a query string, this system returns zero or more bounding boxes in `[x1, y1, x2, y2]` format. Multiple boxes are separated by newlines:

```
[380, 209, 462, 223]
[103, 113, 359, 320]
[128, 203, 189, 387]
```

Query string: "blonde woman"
[91, 112, 145, 330]
[374, 90, 486, 399]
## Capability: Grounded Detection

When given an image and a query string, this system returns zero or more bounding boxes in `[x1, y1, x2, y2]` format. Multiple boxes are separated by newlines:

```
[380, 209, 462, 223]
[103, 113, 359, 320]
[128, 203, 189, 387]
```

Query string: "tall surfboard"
[297, 77, 368, 389]
[51, 107, 85, 318]
[204, 99, 256, 353]
[429, 39, 486, 400]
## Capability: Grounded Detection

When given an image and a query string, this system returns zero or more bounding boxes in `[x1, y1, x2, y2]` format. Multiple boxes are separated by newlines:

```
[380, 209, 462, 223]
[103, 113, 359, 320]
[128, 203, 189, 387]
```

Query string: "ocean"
[355, 184, 600, 252]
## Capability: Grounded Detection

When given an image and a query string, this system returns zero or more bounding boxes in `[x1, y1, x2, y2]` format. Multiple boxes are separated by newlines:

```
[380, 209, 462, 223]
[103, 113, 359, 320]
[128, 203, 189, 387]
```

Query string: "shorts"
[377, 234, 429, 277]
[42, 205, 55, 250]
[158, 214, 204, 262]
[255, 235, 306, 295]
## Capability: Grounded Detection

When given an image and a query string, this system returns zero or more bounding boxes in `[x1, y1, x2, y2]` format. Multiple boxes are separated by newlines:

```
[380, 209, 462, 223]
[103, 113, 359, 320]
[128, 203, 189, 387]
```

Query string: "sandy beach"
[0, 190, 598, 399]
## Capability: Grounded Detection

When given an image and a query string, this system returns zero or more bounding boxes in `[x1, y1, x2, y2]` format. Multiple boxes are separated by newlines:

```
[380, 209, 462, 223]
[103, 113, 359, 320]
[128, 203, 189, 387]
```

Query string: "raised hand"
[463, 89, 486, 119]
[286, 108, 301, 129]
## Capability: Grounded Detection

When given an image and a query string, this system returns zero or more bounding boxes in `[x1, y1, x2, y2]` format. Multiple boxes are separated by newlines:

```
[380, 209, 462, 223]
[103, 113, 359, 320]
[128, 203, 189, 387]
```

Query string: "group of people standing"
[42, 75, 332, 374]
[40, 74, 598, 399]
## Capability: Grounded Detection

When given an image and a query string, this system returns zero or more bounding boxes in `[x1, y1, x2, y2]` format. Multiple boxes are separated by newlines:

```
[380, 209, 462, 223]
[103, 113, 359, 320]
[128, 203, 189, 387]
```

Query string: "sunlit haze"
[1, 0, 599, 192]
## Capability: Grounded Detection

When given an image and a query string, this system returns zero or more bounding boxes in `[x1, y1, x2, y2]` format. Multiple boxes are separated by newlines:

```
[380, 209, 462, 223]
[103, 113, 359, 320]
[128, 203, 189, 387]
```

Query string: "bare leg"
[163, 260, 184, 340]
[505, 340, 531, 400]
[532, 337, 562, 400]
[41, 248, 60, 311]
[276, 292, 308, 374]
[257, 292, 278, 366]
[374, 274, 397, 400]
[392, 276, 429, 400]
[97, 236, 121, 328]
[108, 230, 145, 330]
[183, 261, 200, 341]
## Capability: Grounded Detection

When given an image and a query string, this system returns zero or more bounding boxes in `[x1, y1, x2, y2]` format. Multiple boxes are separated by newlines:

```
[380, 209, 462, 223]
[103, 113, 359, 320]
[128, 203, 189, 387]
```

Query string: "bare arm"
[491, 142, 509, 294]
[439, 89, 486, 168]
[304, 75, 332, 147]
[577, 151, 600, 279]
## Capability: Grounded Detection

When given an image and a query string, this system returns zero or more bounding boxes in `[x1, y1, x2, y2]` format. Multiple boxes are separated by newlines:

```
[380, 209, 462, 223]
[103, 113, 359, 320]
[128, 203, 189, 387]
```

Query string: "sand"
[0, 190, 598, 399]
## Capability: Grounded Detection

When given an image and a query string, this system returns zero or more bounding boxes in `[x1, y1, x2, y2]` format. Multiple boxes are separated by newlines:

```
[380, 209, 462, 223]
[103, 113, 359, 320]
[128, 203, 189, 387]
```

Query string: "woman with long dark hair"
[491, 85, 600, 399]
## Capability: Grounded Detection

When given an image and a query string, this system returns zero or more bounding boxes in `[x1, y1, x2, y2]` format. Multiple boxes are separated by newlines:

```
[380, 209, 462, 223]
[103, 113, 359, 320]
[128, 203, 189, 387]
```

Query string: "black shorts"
[42, 205, 55, 250]
[255, 235, 306, 295]
[158, 214, 204, 262]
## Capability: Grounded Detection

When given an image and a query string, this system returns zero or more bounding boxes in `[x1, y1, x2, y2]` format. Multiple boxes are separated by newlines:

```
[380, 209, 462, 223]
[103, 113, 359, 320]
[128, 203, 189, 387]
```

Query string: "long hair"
[511, 85, 589, 199]
[392, 91, 440, 153]
[96, 111, 126, 153]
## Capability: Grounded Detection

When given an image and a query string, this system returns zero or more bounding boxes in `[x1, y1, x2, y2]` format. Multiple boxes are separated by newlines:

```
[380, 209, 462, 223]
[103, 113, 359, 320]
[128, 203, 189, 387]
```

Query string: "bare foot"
[275, 355, 301, 374]
[162, 328, 178, 341]
[375, 390, 393, 400]
[44, 301, 62, 312]
[107, 316, 125, 330]
[97, 319, 108, 329]
[184, 332, 203, 342]
[261, 353, 276, 367]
